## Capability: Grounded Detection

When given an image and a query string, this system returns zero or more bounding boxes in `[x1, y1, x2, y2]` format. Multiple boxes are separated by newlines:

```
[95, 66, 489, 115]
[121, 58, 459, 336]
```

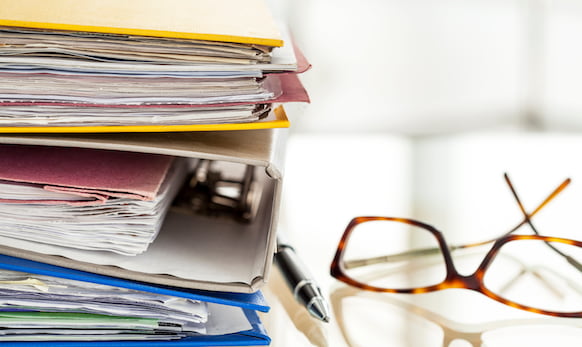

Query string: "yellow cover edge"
[0, 20, 284, 47]
[0, 106, 290, 133]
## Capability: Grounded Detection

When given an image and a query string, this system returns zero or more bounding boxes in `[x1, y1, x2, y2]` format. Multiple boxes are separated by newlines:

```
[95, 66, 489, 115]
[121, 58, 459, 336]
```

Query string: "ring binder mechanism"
[174, 159, 263, 223]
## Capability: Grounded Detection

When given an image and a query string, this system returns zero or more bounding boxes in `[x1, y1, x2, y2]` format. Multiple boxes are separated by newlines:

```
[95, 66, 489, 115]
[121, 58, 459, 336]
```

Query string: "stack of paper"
[0, 0, 310, 132]
[0, 254, 271, 345]
[0, 269, 207, 340]
[0, 144, 187, 255]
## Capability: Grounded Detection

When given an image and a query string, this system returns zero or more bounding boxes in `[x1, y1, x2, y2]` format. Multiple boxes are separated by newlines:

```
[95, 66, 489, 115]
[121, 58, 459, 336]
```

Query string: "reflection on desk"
[330, 284, 582, 347]
[262, 267, 582, 347]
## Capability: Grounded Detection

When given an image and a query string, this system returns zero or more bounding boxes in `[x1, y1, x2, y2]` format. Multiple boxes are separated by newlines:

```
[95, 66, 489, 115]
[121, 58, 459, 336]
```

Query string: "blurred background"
[275, 0, 582, 134]
[266, 0, 582, 252]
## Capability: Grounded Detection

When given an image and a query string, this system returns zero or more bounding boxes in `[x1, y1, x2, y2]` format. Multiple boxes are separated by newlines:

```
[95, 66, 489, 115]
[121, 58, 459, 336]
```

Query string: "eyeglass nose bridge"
[436, 234, 523, 294]
[419, 235, 489, 294]
[440, 270, 489, 293]
[419, 225, 485, 292]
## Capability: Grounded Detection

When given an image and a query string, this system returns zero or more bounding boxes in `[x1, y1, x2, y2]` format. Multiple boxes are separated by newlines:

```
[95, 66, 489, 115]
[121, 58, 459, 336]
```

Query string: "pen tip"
[309, 298, 331, 323]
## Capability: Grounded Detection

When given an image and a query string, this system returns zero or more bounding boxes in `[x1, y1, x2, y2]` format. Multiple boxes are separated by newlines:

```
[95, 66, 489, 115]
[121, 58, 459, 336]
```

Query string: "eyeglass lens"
[342, 219, 447, 289]
[483, 238, 582, 313]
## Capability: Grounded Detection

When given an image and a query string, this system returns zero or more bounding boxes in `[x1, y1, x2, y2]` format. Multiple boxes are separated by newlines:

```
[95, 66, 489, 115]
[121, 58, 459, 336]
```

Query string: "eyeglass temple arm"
[343, 247, 442, 270]
[498, 261, 582, 299]
[495, 255, 566, 299]
[344, 176, 571, 270]
[344, 245, 468, 269]
[503, 173, 582, 273]
[500, 173, 570, 236]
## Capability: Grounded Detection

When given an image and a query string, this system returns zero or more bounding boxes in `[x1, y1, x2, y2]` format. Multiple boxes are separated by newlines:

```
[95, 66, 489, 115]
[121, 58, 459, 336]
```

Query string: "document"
[0, 73, 275, 104]
[0, 27, 273, 64]
[0, 254, 271, 345]
[0, 269, 207, 329]
[0, 144, 187, 255]
[0, 104, 271, 127]
[0, 22, 298, 77]
[0, 39, 303, 130]
[0, 177, 273, 283]
[0, 267, 259, 342]
[0, 2, 306, 131]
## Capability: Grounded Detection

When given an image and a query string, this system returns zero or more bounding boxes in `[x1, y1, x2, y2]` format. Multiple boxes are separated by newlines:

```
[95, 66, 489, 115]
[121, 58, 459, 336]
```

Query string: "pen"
[269, 266, 328, 347]
[275, 234, 331, 323]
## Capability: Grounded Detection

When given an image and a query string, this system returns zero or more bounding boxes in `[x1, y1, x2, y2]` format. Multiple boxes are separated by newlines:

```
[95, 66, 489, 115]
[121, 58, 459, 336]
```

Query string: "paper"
[0, 39, 303, 130]
[0, 20, 298, 76]
[0, 168, 275, 285]
[0, 27, 272, 64]
[0, 105, 270, 127]
[0, 270, 207, 329]
[0, 192, 267, 284]
[0, 268, 254, 341]
[0, 145, 188, 255]
[0, 72, 309, 131]
[0, 73, 275, 104]
[0, 17, 305, 131]
[0, 144, 173, 203]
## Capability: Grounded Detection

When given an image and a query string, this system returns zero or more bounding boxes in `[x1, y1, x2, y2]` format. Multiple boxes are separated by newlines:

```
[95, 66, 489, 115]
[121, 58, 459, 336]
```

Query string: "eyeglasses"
[330, 174, 582, 318]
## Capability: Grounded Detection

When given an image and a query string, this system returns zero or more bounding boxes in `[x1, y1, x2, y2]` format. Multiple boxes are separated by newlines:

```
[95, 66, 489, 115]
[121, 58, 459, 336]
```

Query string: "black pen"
[275, 234, 330, 323]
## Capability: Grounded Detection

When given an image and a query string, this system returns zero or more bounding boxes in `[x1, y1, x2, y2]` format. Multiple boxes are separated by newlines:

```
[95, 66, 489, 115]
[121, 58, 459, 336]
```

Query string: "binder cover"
[0, 254, 270, 346]
[0, 0, 283, 47]
[0, 127, 287, 294]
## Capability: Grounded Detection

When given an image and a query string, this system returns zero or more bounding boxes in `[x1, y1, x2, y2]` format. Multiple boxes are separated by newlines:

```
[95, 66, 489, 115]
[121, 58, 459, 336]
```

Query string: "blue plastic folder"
[0, 254, 271, 346]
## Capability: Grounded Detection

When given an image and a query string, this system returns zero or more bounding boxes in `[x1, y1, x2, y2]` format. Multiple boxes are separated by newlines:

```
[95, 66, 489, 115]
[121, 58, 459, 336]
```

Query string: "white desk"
[260, 132, 582, 347]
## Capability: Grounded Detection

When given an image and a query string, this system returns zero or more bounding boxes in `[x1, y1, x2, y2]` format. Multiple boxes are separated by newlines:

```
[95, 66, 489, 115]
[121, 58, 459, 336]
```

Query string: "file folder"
[0, 0, 283, 47]
[0, 253, 271, 345]
[0, 127, 286, 294]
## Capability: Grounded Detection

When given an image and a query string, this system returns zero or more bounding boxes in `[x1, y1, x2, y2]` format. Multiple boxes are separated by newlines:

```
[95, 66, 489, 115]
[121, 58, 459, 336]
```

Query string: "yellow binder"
[0, 0, 283, 47]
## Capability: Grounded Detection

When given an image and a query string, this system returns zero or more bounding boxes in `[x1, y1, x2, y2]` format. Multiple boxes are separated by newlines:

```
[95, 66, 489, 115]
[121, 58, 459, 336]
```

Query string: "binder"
[0, 0, 283, 47]
[0, 68, 309, 133]
[0, 1, 311, 133]
[0, 127, 287, 294]
[0, 253, 270, 346]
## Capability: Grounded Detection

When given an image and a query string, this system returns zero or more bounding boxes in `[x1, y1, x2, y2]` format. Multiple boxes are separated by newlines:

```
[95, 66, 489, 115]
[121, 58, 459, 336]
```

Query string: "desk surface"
[259, 132, 582, 347]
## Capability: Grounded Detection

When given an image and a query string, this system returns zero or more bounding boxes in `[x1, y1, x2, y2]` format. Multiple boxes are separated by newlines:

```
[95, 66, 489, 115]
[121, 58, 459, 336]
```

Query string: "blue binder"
[0, 254, 271, 346]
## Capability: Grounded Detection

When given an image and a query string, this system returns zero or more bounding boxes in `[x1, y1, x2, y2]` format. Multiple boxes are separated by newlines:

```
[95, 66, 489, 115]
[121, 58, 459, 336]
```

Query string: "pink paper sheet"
[0, 144, 174, 205]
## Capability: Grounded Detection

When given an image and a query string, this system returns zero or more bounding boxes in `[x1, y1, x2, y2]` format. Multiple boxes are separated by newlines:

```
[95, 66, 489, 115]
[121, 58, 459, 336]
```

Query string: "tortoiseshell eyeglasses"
[330, 174, 582, 318]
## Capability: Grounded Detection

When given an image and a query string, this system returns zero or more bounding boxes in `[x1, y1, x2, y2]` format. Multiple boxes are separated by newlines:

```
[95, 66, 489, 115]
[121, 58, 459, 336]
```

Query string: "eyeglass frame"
[330, 174, 582, 318]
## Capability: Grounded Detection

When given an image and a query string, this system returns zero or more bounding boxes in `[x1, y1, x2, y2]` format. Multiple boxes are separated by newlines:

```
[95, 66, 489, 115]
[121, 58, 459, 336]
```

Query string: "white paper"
[0, 158, 188, 255]
[0, 175, 274, 285]
[0, 269, 207, 332]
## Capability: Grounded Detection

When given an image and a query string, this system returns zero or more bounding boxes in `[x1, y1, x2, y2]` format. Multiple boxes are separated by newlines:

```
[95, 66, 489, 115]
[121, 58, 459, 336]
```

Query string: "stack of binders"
[0, 0, 309, 345]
